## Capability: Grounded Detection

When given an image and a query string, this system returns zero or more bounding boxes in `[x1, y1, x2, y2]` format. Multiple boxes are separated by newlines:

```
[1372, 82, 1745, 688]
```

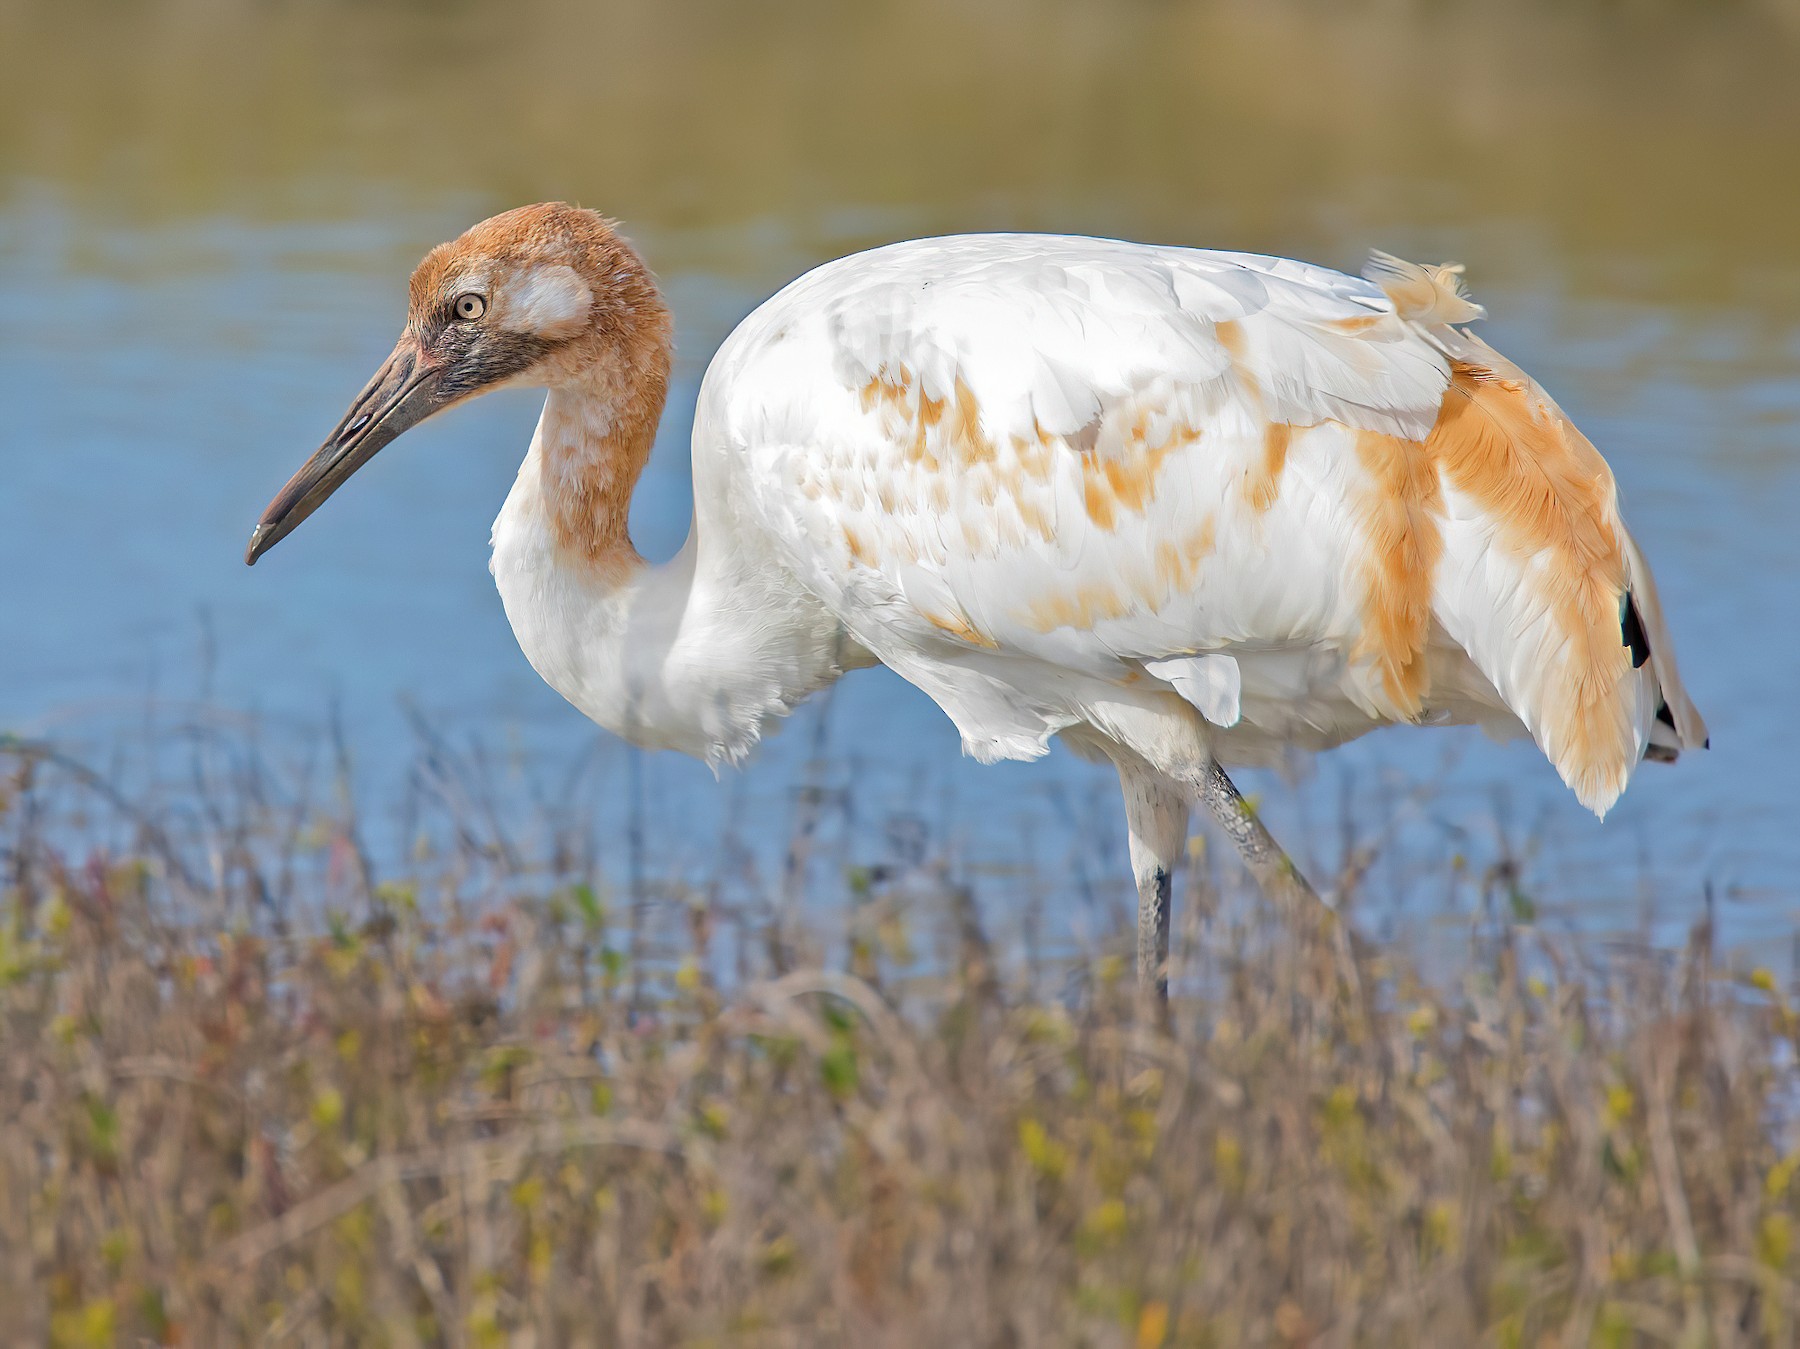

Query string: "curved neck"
[490, 367, 855, 767]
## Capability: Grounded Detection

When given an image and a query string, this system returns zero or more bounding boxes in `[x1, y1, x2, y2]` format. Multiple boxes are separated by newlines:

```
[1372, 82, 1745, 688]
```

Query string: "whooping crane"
[247, 204, 1708, 996]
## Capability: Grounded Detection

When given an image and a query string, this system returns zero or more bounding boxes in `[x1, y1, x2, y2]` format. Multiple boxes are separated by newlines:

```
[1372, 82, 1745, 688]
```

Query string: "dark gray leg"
[1138, 864, 1174, 998]
[1115, 761, 1189, 1000]
[1194, 758, 1322, 914]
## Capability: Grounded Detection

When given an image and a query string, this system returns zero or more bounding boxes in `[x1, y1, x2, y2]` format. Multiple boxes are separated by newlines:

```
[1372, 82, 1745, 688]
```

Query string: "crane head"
[245, 202, 667, 565]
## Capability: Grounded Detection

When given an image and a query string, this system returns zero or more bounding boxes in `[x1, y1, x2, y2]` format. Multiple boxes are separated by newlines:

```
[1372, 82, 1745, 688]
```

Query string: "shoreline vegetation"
[3, 730, 1798, 1347]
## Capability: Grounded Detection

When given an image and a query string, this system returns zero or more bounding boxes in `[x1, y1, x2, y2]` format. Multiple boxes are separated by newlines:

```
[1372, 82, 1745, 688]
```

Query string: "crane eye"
[453, 293, 487, 321]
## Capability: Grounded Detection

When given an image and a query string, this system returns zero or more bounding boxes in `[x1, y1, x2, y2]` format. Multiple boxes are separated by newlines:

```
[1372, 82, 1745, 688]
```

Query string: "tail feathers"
[1618, 526, 1710, 757]
[1418, 333, 1707, 817]
[1448, 547, 1675, 819]
[1363, 258, 1707, 810]
[1645, 703, 1683, 764]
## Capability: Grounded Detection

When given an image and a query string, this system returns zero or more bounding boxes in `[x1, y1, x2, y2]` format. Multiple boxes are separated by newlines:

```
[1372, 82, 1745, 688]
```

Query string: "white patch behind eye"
[504, 264, 593, 339]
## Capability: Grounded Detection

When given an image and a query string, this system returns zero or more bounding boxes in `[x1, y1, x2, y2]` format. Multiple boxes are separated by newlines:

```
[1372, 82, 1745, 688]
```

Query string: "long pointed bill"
[245, 336, 443, 565]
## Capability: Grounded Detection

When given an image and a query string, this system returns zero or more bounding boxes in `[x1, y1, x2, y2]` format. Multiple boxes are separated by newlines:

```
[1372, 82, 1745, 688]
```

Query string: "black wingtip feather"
[1621, 594, 1651, 669]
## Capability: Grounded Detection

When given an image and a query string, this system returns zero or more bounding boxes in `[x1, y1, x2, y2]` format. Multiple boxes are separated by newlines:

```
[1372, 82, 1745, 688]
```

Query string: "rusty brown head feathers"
[245, 203, 672, 566]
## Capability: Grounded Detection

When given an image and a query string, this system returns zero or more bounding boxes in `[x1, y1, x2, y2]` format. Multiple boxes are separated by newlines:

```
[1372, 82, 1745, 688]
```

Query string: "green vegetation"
[3, 735, 1798, 1347]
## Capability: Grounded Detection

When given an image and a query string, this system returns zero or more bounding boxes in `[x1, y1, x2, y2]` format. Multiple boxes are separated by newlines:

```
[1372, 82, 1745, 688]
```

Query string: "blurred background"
[3, 0, 1798, 945]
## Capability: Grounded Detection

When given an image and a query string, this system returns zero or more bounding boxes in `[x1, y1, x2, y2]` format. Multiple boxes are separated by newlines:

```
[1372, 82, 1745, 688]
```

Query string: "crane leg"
[1193, 758, 1322, 915]
[1115, 760, 1189, 1001]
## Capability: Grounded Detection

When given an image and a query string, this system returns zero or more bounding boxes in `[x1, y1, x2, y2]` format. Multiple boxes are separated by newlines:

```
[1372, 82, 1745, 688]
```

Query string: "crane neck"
[489, 345, 855, 766]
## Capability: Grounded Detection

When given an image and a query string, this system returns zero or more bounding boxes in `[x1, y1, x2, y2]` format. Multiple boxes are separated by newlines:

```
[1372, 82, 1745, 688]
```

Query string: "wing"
[708, 235, 1700, 814]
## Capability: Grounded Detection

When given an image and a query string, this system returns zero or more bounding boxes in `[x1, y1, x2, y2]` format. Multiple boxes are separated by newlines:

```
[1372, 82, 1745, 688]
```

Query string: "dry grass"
[3, 731, 1799, 1347]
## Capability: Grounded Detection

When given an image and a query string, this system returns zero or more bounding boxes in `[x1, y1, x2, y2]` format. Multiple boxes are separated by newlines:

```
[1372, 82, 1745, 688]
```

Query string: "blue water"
[3, 185, 1796, 944]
